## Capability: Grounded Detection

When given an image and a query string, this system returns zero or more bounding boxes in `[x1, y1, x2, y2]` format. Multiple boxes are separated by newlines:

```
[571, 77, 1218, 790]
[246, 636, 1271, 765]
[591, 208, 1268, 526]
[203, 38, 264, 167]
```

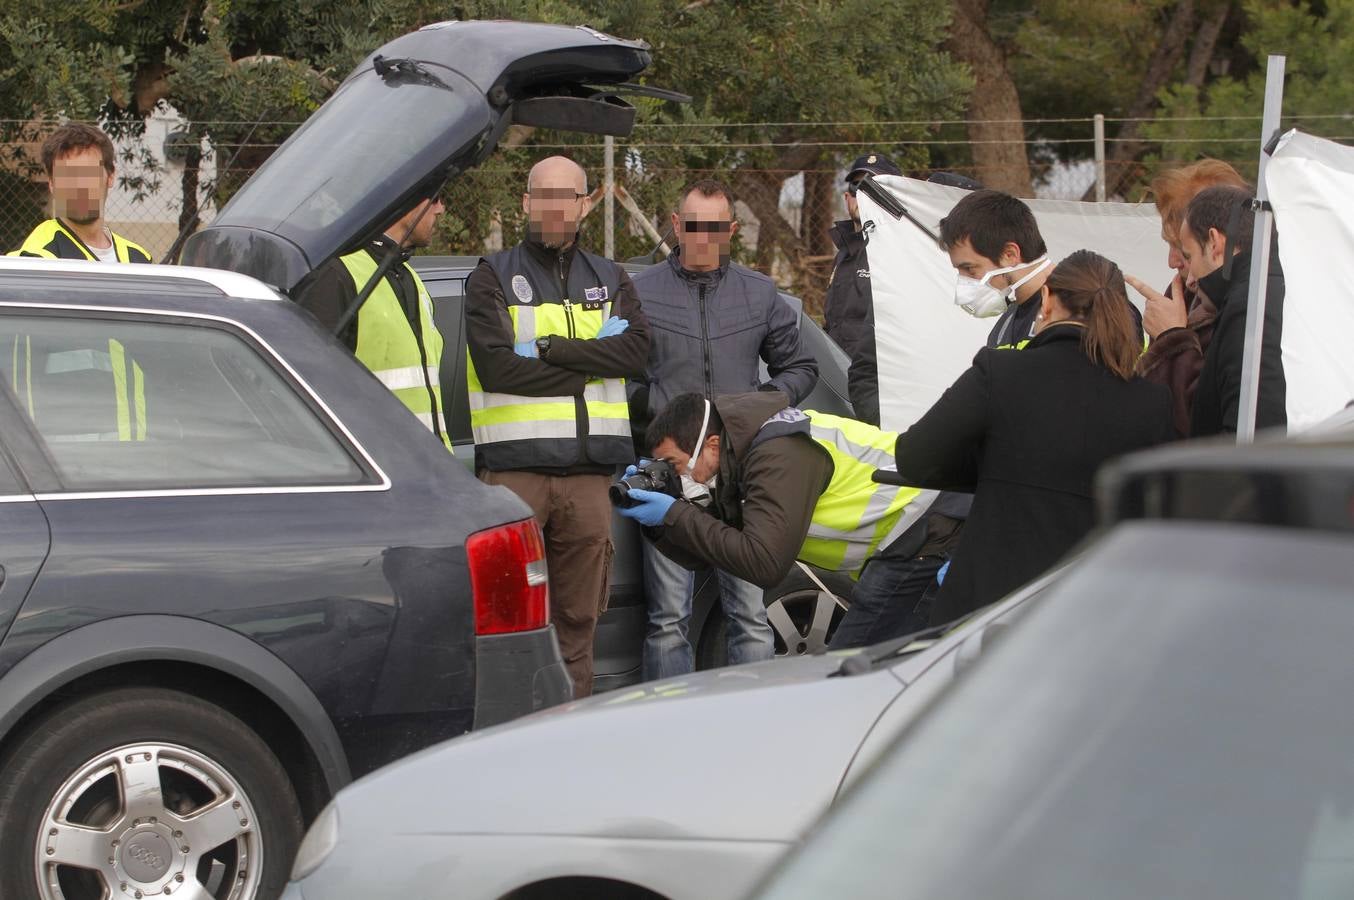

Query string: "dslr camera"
[609, 458, 682, 508]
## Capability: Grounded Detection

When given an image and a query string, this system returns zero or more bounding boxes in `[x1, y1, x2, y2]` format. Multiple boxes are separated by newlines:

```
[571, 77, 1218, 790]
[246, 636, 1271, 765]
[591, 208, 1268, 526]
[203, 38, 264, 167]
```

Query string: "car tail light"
[466, 518, 550, 635]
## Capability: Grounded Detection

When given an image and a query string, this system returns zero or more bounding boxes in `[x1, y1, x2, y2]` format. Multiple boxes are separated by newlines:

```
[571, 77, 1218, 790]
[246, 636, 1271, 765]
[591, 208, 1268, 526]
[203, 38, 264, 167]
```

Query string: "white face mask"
[681, 399, 716, 507]
[954, 256, 1051, 318]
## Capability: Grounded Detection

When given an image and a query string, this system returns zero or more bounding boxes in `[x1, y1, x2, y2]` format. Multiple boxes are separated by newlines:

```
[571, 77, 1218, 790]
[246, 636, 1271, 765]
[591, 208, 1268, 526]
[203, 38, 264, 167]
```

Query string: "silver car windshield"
[761, 521, 1354, 900]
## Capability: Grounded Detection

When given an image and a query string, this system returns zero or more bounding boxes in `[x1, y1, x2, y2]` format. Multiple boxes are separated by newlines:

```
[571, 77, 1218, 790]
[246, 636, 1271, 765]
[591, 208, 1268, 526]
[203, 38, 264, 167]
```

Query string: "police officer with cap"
[824, 153, 901, 372]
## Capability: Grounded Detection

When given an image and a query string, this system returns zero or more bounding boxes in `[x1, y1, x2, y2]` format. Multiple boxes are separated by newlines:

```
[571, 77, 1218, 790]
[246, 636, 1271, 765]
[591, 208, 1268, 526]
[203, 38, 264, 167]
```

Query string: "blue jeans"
[828, 553, 946, 650]
[642, 539, 774, 680]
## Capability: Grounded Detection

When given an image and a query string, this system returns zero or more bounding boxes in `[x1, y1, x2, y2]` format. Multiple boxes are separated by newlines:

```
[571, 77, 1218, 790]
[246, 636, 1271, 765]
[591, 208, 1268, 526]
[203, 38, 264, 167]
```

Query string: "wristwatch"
[535, 335, 552, 359]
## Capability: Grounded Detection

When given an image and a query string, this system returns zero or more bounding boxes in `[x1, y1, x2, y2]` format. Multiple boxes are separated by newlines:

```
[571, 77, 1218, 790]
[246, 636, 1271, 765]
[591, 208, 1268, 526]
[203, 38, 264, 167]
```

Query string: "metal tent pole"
[1236, 54, 1286, 443]
[604, 136, 616, 259]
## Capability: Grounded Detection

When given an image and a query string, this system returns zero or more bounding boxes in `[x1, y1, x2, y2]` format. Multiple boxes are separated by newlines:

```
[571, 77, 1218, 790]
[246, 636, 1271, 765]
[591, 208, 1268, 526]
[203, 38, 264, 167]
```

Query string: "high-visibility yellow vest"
[9, 219, 152, 263]
[340, 249, 452, 453]
[4, 334, 146, 441]
[798, 411, 933, 577]
[467, 245, 631, 470]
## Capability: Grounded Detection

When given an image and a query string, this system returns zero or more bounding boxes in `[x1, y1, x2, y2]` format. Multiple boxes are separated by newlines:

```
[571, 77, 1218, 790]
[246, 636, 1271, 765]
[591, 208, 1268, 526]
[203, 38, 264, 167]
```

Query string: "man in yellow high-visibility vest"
[294, 197, 453, 452]
[464, 156, 650, 697]
[10, 123, 152, 263]
[619, 391, 967, 650]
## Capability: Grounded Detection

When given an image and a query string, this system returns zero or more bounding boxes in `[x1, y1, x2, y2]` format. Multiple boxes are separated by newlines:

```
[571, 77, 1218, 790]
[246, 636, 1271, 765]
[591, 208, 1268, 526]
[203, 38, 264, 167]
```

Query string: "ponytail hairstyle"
[1044, 250, 1139, 380]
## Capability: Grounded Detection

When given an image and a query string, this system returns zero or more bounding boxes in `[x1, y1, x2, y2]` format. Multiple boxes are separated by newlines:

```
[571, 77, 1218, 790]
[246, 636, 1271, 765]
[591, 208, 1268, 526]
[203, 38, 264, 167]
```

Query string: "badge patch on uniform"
[511, 275, 533, 303]
[584, 286, 609, 303]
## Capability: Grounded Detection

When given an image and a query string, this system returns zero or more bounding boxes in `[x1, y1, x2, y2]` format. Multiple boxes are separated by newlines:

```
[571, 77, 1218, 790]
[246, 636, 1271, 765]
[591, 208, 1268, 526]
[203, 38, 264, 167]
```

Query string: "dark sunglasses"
[682, 220, 733, 233]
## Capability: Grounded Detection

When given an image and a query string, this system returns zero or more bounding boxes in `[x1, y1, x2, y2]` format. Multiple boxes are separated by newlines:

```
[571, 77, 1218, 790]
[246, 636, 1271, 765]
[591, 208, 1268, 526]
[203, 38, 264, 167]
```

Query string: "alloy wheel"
[36, 742, 263, 900]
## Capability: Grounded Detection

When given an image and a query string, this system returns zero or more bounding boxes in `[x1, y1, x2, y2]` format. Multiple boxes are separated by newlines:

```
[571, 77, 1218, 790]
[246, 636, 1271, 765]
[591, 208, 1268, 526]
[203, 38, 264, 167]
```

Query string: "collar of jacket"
[1026, 321, 1086, 349]
[524, 236, 578, 271]
[666, 246, 727, 284]
[829, 219, 865, 254]
[370, 233, 413, 265]
[1198, 249, 1252, 313]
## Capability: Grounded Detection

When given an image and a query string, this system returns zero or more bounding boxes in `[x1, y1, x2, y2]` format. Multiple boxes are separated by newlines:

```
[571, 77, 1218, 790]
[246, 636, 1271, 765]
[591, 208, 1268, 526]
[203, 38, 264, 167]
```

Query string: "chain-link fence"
[3, 115, 1347, 317]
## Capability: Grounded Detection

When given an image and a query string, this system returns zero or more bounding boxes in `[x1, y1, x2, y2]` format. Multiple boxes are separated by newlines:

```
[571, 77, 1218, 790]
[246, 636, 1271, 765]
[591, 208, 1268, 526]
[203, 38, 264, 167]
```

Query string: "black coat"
[894, 324, 1175, 624]
[1190, 246, 1287, 437]
[824, 220, 873, 359]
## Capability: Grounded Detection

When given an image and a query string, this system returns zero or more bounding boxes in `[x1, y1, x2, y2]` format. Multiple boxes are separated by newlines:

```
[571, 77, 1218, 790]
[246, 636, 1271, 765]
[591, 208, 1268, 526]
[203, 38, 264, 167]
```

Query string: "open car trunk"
[182, 20, 656, 292]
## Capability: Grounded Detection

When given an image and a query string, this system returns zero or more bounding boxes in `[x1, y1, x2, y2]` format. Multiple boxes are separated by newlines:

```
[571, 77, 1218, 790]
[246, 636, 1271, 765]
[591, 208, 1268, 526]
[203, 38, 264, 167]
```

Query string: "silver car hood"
[334, 653, 905, 843]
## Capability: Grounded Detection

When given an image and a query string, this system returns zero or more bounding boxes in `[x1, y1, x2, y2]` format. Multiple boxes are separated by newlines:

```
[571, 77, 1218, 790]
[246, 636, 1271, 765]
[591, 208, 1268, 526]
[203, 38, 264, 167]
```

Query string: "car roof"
[0, 257, 282, 302]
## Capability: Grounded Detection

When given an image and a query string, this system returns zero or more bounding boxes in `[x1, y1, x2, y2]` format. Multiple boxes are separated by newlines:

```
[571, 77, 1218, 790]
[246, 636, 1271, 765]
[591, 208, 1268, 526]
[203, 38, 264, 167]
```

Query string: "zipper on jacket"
[698, 282, 713, 398]
[558, 254, 576, 338]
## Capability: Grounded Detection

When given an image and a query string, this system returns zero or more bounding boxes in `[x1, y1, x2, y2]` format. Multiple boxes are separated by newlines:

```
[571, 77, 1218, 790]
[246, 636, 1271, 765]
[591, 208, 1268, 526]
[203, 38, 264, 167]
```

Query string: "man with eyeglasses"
[628, 178, 817, 680]
[464, 155, 650, 698]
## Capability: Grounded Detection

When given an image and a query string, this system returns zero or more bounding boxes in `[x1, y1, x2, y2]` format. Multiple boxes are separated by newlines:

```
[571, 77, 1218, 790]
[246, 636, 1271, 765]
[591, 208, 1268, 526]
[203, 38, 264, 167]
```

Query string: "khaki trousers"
[480, 470, 613, 698]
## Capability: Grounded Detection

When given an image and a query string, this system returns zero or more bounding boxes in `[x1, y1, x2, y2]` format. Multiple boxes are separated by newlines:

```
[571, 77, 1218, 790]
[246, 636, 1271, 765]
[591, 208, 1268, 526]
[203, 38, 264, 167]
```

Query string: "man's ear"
[999, 241, 1023, 267]
[706, 433, 720, 454]
[1207, 226, 1233, 261]
[521, 192, 531, 217]
[728, 220, 740, 241]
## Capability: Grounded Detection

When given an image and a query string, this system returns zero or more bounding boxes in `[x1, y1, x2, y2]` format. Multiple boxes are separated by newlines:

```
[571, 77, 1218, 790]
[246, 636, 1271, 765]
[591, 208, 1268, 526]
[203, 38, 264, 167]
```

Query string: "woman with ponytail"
[893, 250, 1175, 625]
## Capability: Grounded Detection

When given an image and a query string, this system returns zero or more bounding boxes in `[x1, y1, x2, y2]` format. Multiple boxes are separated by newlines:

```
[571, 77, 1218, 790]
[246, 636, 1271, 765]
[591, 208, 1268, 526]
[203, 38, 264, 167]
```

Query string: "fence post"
[1093, 114, 1106, 202]
[604, 136, 615, 259]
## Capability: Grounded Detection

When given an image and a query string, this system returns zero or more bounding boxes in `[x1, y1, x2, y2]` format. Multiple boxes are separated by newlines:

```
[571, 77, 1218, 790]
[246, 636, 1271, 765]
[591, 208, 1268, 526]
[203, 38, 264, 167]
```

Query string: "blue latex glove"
[936, 560, 951, 584]
[616, 489, 676, 527]
[596, 316, 630, 339]
[514, 340, 538, 358]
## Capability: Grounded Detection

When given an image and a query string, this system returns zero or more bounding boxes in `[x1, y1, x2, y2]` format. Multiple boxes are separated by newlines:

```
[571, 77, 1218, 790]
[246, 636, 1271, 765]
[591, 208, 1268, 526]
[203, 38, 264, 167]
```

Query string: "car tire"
[696, 585, 848, 669]
[0, 686, 303, 900]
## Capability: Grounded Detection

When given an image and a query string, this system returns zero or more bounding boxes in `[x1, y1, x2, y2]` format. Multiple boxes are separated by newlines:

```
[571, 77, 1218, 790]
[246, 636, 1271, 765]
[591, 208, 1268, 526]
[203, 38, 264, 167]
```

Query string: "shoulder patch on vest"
[762, 407, 809, 428]
[511, 274, 533, 303]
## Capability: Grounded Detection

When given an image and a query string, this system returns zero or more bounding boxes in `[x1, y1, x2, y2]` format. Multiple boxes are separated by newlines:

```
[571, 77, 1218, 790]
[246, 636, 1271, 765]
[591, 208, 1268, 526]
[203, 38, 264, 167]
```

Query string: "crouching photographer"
[614, 391, 967, 650]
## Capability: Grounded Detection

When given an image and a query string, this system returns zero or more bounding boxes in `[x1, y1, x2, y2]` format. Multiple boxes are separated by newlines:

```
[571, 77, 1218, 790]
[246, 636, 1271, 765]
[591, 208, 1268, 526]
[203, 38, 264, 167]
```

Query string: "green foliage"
[1142, 0, 1354, 181]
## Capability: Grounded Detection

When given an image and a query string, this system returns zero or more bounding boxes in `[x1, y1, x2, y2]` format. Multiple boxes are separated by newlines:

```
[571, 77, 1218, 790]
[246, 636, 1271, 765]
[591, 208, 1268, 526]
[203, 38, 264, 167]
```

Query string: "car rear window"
[0, 313, 368, 491]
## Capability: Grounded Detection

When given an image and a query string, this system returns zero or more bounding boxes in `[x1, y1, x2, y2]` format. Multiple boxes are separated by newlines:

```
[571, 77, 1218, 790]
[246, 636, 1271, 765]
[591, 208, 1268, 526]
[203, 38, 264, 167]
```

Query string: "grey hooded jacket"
[631, 251, 818, 424]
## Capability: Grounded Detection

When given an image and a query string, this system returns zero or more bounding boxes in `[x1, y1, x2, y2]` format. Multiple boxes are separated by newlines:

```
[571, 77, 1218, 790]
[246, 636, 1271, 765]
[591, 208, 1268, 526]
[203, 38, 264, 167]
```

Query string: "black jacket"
[654, 391, 834, 589]
[894, 324, 1175, 624]
[1190, 246, 1287, 437]
[824, 220, 872, 359]
[631, 251, 817, 425]
[293, 235, 424, 351]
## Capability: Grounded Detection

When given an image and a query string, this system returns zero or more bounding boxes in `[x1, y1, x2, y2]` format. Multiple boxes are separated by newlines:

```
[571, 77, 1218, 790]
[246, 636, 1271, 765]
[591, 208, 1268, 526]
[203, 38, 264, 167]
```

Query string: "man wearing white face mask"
[939, 189, 1053, 349]
[629, 180, 817, 679]
[618, 391, 956, 652]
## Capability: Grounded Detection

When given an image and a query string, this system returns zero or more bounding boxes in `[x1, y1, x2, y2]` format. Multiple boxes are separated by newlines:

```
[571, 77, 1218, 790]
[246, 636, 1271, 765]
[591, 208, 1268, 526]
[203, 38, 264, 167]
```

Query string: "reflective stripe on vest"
[798, 411, 935, 577]
[465, 248, 632, 467]
[340, 250, 453, 453]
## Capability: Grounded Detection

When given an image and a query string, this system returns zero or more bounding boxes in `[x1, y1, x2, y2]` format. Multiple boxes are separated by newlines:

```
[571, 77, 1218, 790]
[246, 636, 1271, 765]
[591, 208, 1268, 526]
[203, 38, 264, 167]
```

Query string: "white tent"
[856, 177, 1172, 431]
[858, 150, 1354, 434]
[1266, 130, 1354, 430]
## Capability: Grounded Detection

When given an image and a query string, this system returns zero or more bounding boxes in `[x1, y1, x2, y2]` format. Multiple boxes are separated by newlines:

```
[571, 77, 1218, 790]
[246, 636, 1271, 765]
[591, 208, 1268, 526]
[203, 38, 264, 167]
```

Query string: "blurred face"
[1178, 221, 1225, 288]
[524, 157, 592, 248]
[652, 434, 720, 483]
[672, 190, 737, 272]
[387, 197, 445, 248]
[49, 147, 113, 226]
